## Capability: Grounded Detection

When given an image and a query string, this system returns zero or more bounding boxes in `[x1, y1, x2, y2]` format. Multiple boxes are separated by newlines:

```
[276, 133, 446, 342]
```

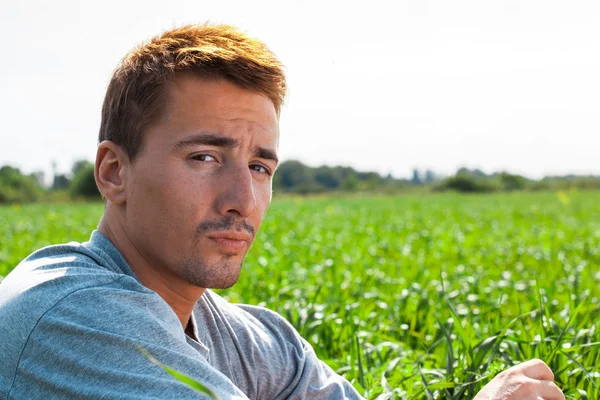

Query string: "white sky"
[1, 0, 599, 180]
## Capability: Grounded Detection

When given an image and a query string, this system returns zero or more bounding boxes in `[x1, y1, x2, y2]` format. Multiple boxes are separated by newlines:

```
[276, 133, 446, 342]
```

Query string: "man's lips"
[206, 231, 252, 252]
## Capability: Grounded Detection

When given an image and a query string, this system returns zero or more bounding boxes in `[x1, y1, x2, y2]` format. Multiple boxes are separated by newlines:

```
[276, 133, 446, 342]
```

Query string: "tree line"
[1, 160, 599, 204]
[0, 161, 99, 203]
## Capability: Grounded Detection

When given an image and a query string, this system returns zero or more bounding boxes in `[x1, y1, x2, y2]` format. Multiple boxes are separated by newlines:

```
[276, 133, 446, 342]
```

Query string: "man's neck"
[97, 214, 205, 329]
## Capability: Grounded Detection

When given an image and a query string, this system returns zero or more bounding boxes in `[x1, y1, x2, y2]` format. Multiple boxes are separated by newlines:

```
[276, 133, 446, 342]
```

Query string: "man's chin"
[179, 257, 244, 289]
[205, 276, 240, 290]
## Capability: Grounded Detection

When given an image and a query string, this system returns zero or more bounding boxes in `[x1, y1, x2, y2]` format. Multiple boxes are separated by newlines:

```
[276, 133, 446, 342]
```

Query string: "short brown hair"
[99, 24, 286, 159]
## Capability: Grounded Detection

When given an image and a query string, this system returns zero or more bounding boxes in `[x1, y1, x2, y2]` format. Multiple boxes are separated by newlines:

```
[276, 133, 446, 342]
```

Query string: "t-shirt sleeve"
[237, 305, 365, 400]
[8, 277, 249, 400]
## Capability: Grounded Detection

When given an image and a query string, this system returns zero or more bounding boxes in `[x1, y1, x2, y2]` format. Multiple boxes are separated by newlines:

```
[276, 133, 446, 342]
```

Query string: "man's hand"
[474, 359, 565, 400]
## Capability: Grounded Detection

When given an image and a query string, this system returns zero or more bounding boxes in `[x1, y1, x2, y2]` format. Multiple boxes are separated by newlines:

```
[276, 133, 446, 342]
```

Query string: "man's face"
[123, 75, 279, 289]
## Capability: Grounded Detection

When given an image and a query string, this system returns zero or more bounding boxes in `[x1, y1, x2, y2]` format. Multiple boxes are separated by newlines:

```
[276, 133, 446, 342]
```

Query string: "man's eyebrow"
[254, 147, 279, 165]
[173, 133, 240, 149]
[174, 132, 278, 164]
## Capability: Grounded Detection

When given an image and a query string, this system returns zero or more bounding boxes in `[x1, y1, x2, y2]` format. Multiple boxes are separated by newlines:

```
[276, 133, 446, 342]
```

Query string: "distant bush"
[51, 173, 71, 190]
[70, 162, 101, 199]
[272, 160, 410, 194]
[436, 174, 499, 193]
[436, 171, 533, 193]
[569, 177, 600, 190]
[0, 166, 43, 203]
[498, 172, 527, 191]
[530, 176, 600, 191]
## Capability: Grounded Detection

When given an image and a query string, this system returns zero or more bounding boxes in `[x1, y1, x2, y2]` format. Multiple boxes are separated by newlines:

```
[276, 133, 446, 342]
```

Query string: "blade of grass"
[137, 345, 221, 400]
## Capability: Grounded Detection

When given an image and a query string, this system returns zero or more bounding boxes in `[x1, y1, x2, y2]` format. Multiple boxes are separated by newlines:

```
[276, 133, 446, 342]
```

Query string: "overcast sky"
[1, 0, 598, 180]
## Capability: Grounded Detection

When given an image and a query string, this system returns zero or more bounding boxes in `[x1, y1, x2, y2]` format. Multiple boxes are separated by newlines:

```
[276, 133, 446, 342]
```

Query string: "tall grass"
[2, 191, 599, 399]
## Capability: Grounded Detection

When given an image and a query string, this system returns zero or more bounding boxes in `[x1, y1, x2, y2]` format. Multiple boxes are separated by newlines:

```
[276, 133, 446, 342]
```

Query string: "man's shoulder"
[0, 236, 170, 325]
[1, 240, 126, 310]
[0, 239, 147, 343]
[0, 240, 182, 398]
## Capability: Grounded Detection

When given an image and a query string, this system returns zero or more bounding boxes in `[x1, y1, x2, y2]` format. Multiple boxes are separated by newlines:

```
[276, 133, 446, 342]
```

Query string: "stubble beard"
[178, 251, 244, 289]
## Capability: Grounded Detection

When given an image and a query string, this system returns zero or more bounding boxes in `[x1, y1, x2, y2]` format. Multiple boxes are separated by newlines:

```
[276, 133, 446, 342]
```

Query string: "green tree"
[0, 165, 43, 203]
[52, 174, 71, 190]
[498, 172, 527, 191]
[72, 160, 92, 176]
[70, 161, 101, 199]
[438, 174, 498, 193]
[411, 169, 421, 184]
[273, 160, 318, 192]
[341, 174, 359, 191]
[314, 166, 342, 189]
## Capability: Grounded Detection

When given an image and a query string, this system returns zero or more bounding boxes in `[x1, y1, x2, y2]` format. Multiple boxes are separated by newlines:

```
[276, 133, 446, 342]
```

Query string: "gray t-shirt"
[0, 231, 363, 399]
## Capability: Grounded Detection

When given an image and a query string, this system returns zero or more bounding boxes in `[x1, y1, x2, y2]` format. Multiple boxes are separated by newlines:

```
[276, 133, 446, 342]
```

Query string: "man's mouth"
[206, 231, 252, 252]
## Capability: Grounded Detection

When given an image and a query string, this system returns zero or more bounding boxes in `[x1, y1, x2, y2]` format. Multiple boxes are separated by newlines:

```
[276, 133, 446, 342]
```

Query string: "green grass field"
[1, 191, 599, 399]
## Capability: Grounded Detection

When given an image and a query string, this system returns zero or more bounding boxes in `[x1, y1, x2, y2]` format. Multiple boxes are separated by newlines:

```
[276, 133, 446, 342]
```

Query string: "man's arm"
[231, 303, 365, 400]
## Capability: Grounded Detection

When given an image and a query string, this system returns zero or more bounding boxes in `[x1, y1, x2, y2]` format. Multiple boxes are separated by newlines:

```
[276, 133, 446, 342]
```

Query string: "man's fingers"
[518, 359, 554, 381]
[535, 379, 565, 400]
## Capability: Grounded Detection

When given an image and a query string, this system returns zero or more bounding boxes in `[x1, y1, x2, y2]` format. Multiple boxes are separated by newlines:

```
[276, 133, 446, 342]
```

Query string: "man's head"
[94, 24, 285, 290]
[99, 24, 286, 160]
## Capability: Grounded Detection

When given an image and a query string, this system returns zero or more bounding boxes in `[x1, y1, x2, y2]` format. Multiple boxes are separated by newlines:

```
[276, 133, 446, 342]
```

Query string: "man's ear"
[95, 141, 130, 204]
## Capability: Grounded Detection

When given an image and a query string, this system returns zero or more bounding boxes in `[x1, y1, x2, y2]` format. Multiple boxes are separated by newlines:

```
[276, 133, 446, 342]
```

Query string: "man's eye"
[192, 154, 216, 162]
[250, 164, 271, 175]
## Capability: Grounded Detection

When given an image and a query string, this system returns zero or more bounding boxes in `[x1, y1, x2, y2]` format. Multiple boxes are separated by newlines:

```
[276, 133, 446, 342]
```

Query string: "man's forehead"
[166, 74, 278, 117]
[162, 76, 277, 129]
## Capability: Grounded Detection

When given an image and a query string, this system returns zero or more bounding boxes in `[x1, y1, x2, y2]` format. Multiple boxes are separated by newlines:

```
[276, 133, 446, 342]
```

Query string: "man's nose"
[215, 164, 257, 219]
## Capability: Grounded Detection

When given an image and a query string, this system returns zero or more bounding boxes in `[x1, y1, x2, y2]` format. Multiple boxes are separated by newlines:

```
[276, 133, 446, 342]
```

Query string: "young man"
[0, 25, 564, 400]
